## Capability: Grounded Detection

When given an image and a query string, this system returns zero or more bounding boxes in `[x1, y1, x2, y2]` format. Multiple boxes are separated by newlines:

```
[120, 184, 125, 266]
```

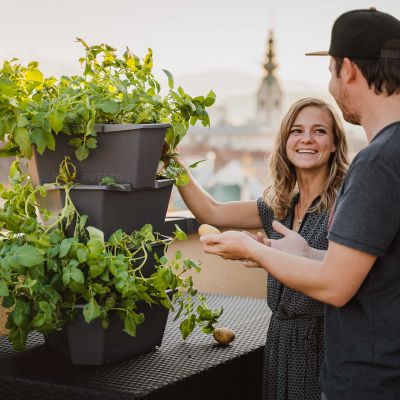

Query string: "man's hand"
[269, 221, 311, 258]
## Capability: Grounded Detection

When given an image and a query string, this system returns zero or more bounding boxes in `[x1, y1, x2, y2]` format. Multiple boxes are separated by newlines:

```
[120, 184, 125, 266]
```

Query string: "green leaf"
[59, 238, 74, 258]
[17, 116, 29, 128]
[108, 229, 123, 246]
[48, 110, 64, 134]
[175, 172, 190, 186]
[0, 281, 9, 297]
[162, 69, 174, 89]
[32, 314, 46, 328]
[86, 137, 97, 149]
[188, 159, 206, 169]
[175, 250, 182, 260]
[9, 160, 21, 182]
[174, 122, 186, 143]
[13, 245, 44, 267]
[174, 225, 187, 241]
[123, 314, 137, 336]
[70, 267, 84, 284]
[202, 325, 214, 334]
[203, 90, 216, 106]
[87, 226, 104, 243]
[92, 283, 109, 295]
[97, 100, 119, 114]
[69, 138, 82, 147]
[87, 238, 104, 257]
[83, 300, 100, 323]
[75, 146, 89, 161]
[62, 267, 71, 286]
[89, 258, 106, 278]
[198, 309, 213, 321]
[14, 127, 32, 158]
[180, 315, 196, 340]
[38, 301, 52, 313]
[77, 248, 88, 263]
[30, 128, 48, 154]
[11, 301, 30, 327]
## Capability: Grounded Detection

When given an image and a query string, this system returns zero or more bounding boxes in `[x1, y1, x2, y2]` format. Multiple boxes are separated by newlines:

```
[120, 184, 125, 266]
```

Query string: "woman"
[174, 98, 348, 400]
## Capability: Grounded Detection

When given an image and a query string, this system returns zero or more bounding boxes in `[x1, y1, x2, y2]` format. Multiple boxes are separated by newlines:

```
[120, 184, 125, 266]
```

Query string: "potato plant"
[0, 161, 222, 350]
[0, 39, 216, 185]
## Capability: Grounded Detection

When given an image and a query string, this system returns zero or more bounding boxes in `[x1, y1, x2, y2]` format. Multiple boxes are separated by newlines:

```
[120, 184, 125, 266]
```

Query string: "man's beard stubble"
[334, 87, 361, 126]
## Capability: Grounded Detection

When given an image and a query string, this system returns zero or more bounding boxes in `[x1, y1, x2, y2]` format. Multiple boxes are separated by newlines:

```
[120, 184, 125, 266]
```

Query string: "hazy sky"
[1, 0, 399, 89]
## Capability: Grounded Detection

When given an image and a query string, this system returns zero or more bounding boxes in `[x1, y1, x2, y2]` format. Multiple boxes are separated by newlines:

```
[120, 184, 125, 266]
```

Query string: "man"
[200, 8, 400, 400]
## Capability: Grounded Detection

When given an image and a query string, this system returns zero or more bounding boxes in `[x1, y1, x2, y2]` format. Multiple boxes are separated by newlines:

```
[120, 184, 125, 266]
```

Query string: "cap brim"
[305, 51, 330, 56]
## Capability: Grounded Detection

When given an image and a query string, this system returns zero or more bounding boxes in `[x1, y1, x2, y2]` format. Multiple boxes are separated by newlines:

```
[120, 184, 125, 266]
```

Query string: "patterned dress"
[257, 196, 329, 400]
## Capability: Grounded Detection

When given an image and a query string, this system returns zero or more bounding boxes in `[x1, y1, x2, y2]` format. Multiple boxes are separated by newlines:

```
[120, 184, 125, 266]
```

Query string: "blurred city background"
[1, 0, 398, 209]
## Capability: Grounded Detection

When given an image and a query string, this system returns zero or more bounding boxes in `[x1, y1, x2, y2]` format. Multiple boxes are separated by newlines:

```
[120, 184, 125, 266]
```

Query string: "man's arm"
[201, 230, 376, 307]
[249, 238, 376, 306]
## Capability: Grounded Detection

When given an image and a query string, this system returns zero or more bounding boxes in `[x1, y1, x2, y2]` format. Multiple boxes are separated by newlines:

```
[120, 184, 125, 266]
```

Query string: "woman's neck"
[296, 168, 328, 207]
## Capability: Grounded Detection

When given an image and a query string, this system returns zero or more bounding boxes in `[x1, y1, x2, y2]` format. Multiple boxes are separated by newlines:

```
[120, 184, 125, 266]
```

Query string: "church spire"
[263, 30, 277, 77]
[256, 29, 283, 126]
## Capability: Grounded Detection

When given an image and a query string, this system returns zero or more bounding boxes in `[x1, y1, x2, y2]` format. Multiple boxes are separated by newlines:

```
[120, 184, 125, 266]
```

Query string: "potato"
[198, 224, 221, 236]
[213, 327, 236, 345]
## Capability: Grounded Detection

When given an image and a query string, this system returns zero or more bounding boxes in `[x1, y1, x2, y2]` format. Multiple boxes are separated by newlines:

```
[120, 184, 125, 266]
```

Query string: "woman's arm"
[175, 157, 262, 229]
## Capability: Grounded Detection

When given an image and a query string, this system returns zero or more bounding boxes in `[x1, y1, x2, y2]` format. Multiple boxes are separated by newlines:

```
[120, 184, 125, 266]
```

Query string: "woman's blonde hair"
[264, 98, 348, 220]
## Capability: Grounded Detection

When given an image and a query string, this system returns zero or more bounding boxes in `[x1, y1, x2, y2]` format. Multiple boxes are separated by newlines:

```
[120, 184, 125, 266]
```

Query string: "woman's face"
[285, 106, 336, 172]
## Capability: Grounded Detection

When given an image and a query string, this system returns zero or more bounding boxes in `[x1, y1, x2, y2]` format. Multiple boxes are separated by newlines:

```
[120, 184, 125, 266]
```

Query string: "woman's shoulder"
[257, 197, 294, 233]
[257, 197, 274, 221]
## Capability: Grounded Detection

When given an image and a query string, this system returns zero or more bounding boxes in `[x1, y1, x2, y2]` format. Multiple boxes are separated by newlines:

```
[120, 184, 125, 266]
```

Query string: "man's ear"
[342, 57, 357, 84]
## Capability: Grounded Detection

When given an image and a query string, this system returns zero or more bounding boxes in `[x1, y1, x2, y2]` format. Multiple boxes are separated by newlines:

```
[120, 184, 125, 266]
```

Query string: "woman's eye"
[290, 129, 302, 135]
[315, 129, 327, 135]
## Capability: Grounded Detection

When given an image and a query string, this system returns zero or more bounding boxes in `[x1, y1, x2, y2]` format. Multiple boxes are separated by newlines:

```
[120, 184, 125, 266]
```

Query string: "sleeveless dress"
[257, 196, 329, 400]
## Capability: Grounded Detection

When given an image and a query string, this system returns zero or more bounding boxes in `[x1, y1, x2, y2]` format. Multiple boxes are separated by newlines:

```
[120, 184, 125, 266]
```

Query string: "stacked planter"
[29, 123, 174, 365]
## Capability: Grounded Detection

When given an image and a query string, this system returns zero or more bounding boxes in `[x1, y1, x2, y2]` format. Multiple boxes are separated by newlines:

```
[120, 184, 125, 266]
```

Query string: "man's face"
[328, 57, 361, 125]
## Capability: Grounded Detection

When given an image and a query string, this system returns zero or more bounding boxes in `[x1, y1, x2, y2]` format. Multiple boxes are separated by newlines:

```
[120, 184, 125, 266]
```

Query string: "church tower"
[256, 30, 283, 127]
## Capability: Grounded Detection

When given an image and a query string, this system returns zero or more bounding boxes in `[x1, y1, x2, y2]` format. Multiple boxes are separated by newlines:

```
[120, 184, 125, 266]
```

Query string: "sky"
[1, 0, 399, 91]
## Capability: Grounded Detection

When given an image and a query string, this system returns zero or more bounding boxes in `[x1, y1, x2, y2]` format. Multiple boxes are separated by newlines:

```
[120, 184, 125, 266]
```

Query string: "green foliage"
[0, 39, 216, 184]
[0, 162, 222, 351]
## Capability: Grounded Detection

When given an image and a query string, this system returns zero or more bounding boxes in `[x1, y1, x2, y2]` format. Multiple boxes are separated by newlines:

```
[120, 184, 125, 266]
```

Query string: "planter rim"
[68, 289, 175, 310]
[47, 179, 174, 192]
[94, 123, 171, 132]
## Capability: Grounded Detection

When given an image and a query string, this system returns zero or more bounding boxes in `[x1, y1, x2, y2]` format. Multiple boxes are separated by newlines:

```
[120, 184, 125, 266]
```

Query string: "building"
[172, 30, 283, 208]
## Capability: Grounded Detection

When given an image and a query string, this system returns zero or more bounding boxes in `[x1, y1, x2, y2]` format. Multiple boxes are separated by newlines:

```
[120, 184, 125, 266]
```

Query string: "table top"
[0, 294, 271, 400]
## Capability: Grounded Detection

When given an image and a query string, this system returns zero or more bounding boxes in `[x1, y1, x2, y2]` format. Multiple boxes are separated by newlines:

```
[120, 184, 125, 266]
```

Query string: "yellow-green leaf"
[126, 57, 137, 71]
[48, 110, 64, 134]
[14, 127, 32, 158]
[25, 69, 44, 83]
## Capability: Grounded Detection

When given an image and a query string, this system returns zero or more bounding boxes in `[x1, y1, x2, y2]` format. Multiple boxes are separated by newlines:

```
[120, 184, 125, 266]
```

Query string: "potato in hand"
[198, 224, 221, 236]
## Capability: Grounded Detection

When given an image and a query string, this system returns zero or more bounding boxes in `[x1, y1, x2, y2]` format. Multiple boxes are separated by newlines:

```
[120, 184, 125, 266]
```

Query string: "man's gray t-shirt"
[322, 122, 400, 400]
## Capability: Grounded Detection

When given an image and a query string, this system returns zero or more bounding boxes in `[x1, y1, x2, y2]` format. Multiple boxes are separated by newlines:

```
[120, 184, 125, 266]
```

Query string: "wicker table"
[0, 294, 271, 400]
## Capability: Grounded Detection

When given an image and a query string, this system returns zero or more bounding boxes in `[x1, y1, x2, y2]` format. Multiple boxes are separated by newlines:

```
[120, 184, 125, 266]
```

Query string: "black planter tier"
[41, 179, 174, 239]
[28, 123, 170, 188]
[45, 295, 172, 365]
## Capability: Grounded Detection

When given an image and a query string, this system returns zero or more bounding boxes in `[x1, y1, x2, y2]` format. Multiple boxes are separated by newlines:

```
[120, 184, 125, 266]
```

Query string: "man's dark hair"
[334, 39, 400, 95]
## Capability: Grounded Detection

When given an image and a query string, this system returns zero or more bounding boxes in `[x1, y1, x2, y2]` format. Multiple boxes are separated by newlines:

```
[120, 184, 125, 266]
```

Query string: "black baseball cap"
[306, 7, 400, 59]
